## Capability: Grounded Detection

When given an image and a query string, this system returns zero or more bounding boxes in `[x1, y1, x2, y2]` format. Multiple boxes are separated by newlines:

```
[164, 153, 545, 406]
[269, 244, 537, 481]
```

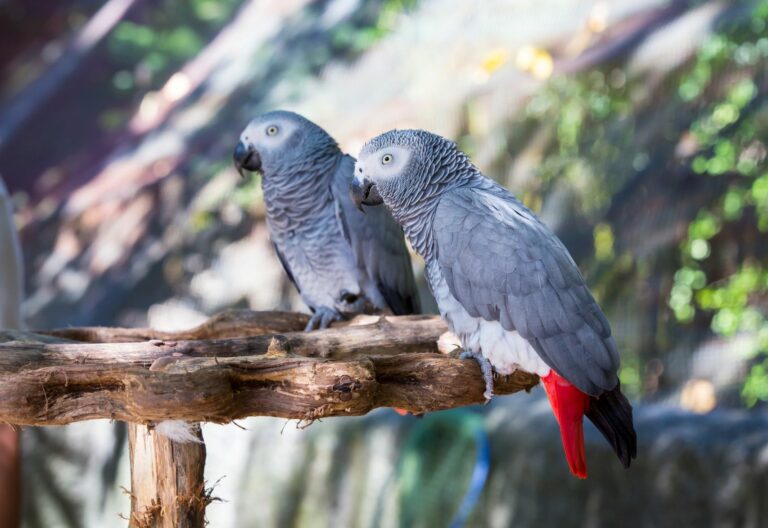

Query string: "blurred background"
[1, 0, 767, 526]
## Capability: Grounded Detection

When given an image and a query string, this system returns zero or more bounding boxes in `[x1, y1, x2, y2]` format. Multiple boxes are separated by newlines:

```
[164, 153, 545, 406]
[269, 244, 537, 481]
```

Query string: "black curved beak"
[233, 141, 262, 178]
[350, 176, 383, 212]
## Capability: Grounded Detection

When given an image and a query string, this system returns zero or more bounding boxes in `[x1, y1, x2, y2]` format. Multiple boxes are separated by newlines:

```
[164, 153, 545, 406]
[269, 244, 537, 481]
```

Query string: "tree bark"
[1, 311, 539, 528]
[17, 314, 449, 367]
[0, 313, 539, 426]
[0, 351, 538, 426]
[43, 309, 312, 343]
[128, 424, 207, 528]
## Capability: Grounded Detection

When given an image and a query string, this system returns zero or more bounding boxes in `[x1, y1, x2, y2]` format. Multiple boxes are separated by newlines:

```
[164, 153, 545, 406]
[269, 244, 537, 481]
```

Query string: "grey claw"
[304, 308, 342, 332]
[304, 312, 321, 332]
[319, 310, 340, 329]
[460, 351, 495, 402]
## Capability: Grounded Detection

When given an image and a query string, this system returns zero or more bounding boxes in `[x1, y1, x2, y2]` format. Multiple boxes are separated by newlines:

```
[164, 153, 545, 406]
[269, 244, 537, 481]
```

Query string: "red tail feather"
[541, 371, 591, 479]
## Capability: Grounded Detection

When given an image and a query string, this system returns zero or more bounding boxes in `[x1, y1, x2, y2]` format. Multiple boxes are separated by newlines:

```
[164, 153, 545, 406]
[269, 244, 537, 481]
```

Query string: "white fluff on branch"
[155, 420, 203, 444]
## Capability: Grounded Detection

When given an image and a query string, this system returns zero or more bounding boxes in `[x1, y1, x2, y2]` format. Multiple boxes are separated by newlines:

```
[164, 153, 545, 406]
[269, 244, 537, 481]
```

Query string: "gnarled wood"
[0, 352, 538, 426]
[3, 311, 540, 528]
[26, 314, 447, 365]
[128, 423, 208, 528]
[0, 313, 539, 426]
[43, 309, 311, 343]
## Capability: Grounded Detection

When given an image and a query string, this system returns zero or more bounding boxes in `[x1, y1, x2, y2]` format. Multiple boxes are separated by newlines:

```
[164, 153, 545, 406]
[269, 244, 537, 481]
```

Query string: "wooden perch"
[43, 309, 312, 343]
[5, 314, 448, 372]
[7, 313, 544, 525]
[0, 312, 539, 426]
[5, 311, 540, 528]
[128, 423, 208, 528]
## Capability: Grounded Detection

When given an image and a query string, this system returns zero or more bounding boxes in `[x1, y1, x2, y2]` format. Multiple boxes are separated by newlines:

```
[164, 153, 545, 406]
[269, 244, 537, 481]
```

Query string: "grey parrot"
[233, 111, 420, 330]
[350, 129, 636, 478]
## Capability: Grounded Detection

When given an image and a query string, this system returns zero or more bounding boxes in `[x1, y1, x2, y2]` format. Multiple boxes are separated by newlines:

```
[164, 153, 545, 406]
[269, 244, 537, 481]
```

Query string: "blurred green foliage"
[522, 69, 635, 215]
[102, 0, 241, 128]
[108, 0, 239, 72]
[331, 0, 418, 53]
[503, 1, 768, 403]
[668, 1, 768, 406]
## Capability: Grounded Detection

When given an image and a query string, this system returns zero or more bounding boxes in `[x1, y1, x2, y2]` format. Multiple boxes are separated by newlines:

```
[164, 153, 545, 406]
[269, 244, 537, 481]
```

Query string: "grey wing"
[271, 240, 300, 294]
[434, 186, 619, 396]
[331, 155, 420, 315]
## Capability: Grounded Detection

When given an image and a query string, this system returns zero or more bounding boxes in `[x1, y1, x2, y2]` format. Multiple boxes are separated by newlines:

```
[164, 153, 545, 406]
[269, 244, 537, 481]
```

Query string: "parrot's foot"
[460, 351, 495, 401]
[305, 308, 343, 331]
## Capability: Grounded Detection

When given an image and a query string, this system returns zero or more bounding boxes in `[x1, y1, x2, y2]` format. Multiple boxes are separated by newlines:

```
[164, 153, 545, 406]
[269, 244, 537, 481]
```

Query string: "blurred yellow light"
[530, 51, 554, 79]
[594, 223, 615, 261]
[138, 92, 161, 122]
[588, 2, 609, 33]
[515, 45, 553, 79]
[163, 72, 192, 102]
[680, 379, 717, 414]
[515, 45, 536, 70]
[481, 48, 509, 74]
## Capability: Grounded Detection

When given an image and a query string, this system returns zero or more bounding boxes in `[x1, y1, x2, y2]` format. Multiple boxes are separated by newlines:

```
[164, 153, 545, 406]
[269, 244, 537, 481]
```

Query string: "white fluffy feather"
[428, 262, 551, 377]
[154, 420, 202, 443]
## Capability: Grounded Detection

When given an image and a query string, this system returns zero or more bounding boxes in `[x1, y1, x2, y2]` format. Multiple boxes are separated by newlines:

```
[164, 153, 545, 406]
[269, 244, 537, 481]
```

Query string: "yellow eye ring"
[266, 125, 279, 136]
[382, 153, 394, 165]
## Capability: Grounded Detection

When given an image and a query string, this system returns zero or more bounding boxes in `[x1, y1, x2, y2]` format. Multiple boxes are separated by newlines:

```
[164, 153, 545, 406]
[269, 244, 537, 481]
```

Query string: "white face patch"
[356, 145, 412, 185]
[353, 161, 366, 185]
[240, 118, 300, 152]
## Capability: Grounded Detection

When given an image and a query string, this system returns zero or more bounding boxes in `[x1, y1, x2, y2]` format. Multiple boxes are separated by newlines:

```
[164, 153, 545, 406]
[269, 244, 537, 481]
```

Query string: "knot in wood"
[265, 335, 291, 358]
[148, 339, 177, 348]
[332, 374, 361, 401]
[149, 356, 178, 371]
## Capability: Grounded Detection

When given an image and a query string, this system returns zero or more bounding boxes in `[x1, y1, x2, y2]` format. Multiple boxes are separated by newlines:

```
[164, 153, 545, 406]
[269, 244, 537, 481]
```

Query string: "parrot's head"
[351, 129, 473, 213]
[234, 110, 339, 179]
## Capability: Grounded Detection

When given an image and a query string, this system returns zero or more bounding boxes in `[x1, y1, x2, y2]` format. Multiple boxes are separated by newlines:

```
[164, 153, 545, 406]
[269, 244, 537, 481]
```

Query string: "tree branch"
[42, 309, 312, 343]
[0, 313, 539, 426]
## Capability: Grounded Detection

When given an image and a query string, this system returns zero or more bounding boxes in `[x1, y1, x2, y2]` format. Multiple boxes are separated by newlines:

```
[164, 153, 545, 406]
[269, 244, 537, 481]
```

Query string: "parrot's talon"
[447, 345, 465, 359]
[305, 308, 343, 331]
[459, 351, 495, 401]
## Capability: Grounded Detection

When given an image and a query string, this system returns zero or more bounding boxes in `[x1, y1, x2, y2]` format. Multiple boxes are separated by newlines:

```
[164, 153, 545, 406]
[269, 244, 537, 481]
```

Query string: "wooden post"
[128, 423, 207, 528]
[0, 312, 540, 527]
[0, 426, 20, 528]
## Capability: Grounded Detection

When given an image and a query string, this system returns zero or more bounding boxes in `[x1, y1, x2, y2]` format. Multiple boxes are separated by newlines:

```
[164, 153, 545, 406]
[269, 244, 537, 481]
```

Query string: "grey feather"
[434, 187, 619, 396]
[239, 111, 420, 327]
[271, 241, 299, 293]
[331, 155, 420, 315]
[355, 127, 634, 466]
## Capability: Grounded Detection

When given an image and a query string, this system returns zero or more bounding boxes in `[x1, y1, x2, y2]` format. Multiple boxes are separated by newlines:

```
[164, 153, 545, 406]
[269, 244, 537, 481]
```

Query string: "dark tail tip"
[585, 383, 637, 468]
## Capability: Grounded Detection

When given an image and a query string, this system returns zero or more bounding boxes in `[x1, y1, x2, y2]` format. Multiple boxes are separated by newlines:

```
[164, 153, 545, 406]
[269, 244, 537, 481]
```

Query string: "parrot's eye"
[266, 125, 279, 136]
[381, 153, 394, 165]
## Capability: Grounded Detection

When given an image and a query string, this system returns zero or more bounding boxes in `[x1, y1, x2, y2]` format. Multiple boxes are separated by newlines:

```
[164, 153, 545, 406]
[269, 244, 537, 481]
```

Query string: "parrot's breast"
[426, 261, 551, 377]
